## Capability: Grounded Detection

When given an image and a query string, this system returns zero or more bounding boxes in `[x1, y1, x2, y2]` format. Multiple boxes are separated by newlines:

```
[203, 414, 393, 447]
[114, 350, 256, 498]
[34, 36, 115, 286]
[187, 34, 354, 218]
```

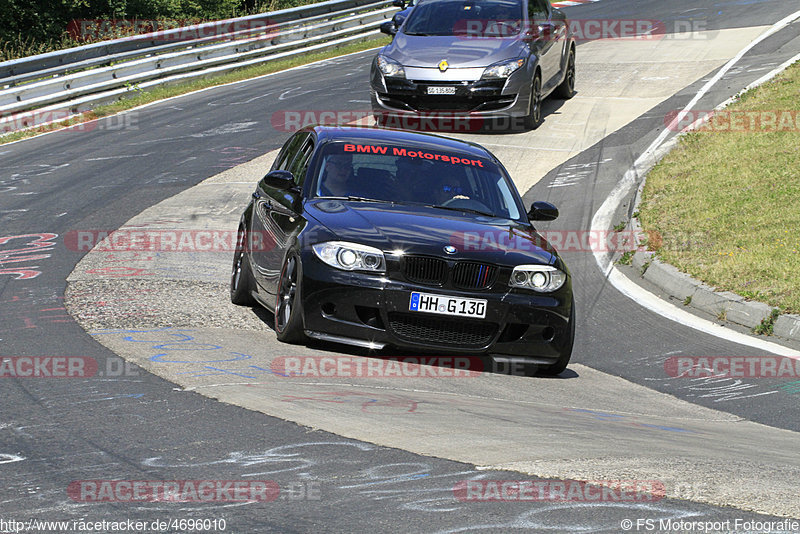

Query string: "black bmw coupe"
[231, 126, 574, 374]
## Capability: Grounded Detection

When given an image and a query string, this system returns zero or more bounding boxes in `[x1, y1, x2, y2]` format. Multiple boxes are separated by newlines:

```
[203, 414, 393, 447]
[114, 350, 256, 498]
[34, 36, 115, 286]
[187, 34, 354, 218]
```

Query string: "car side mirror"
[263, 170, 295, 190]
[380, 21, 398, 36]
[528, 201, 559, 221]
[525, 22, 548, 40]
[392, 0, 405, 7]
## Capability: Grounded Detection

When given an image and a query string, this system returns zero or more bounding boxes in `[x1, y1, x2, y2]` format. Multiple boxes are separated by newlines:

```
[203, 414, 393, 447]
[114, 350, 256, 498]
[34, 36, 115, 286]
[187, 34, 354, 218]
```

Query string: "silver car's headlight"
[376, 55, 406, 78]
[481, 58, 525, 79]
[509, 265, 566, 292]
[312, 242, 386, 272]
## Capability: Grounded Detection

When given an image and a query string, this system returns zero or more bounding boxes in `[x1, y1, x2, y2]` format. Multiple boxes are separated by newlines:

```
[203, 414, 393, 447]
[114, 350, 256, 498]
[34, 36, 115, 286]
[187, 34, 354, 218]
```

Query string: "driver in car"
[488, 5, 520, 35]
[318, 153, 354, 196]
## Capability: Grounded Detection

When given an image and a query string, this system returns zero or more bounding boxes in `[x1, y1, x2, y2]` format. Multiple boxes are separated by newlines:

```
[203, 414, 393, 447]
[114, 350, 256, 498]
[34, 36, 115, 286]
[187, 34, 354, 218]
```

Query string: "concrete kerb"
[620, 110, 800, 343]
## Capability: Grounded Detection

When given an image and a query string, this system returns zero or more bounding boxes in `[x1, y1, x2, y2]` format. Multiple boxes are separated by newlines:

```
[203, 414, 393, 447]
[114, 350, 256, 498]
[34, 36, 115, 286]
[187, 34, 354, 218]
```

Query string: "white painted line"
[682, 51, 800, 133]
[659, 10, 800, 152]
[85, 154, 152, 161]
[591, 12, 800, 358]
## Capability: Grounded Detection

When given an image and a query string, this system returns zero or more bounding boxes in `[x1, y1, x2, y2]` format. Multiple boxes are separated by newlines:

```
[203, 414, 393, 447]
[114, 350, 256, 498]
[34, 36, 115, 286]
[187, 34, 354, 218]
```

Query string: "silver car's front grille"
[381, 79, 512, 113]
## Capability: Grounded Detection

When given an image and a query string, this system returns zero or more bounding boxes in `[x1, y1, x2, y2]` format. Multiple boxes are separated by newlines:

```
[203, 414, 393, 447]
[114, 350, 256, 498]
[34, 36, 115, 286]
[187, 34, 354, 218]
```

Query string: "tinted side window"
[274, 132, 310, 171]
[286, 137, 315, 186]
[527, 0, 548, 22]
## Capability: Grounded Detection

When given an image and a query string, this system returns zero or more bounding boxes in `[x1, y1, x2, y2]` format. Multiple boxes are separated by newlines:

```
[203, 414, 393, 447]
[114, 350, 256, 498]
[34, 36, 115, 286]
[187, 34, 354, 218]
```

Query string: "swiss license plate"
[409, 292, 487, 318]
[427, 86, 456, 95]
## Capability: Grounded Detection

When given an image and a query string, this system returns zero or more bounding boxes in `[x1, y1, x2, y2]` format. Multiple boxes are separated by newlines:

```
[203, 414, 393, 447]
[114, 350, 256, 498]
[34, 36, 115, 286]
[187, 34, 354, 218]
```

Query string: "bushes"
[0, 0, 325, 60]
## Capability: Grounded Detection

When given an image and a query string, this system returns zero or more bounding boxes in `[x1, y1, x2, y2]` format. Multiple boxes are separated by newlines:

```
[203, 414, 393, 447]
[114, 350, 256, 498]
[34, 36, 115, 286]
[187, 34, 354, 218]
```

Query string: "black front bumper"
[376, 78, 516, 113]
[299, 251, 572, 361]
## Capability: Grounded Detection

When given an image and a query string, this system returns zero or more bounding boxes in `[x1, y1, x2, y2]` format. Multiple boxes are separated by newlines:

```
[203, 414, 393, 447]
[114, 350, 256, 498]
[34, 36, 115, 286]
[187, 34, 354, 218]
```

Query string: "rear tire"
[275, 253, 307, 344]
[554, 47, 576, 99]
[523, 74, 543, 130]
[230, 225, 256, 306]
[538, 297, 575, 376]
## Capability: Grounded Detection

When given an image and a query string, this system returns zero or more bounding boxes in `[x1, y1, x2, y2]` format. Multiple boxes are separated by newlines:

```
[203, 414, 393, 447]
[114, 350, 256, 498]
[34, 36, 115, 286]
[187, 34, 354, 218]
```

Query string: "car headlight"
[509, 265, 566, 292]
[377, 55, 406, 78]
[481, 58, 525, 79]
[312, 242, 386, 272]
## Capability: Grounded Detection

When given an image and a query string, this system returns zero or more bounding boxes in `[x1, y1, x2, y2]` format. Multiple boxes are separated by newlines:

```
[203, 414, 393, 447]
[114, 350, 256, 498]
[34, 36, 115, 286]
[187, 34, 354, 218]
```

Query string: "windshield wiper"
[320, 196, 387, 203]
[426, 204, 497, 218]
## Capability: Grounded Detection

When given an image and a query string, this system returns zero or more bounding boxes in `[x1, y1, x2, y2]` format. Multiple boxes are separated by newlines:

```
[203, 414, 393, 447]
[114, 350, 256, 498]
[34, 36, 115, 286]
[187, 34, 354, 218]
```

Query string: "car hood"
[305, 199, 556, 266]
[385, 34, 527, 69]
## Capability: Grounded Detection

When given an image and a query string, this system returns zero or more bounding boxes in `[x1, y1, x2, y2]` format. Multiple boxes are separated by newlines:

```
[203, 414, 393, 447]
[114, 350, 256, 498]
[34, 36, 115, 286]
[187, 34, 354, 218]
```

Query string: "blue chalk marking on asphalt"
[570, 408, 625, 419]
[779, 380, 800, 394]
[569, 408, 695, 433]
[175, 371, 223, 377]
[249, 365, 291, 378]
[150, 351, 252, 363]
[151, 342, 222, 351]
[127, 333, 195, 343]
[175, 365, 291, 378]
[90, 326, 274, 373]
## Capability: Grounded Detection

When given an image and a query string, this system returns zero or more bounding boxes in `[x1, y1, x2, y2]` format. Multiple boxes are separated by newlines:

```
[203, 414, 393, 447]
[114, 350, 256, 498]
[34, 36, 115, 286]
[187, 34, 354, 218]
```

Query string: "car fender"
[239, 201, 254, 232]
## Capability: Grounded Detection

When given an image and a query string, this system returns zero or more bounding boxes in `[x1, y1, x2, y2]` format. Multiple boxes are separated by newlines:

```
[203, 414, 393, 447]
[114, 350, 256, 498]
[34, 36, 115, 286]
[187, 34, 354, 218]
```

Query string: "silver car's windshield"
[403, 0, 523, 36]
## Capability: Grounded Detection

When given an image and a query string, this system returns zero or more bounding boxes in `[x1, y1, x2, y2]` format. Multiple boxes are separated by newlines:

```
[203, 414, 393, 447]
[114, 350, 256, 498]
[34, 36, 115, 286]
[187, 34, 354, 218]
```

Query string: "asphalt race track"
[2, 1, 800, 532]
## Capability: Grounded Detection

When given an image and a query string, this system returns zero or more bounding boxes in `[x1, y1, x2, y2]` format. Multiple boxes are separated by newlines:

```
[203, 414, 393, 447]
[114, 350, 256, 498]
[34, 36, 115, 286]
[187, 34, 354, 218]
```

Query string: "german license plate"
[427, 86, 456, 95]
[409, 292, 487, 318]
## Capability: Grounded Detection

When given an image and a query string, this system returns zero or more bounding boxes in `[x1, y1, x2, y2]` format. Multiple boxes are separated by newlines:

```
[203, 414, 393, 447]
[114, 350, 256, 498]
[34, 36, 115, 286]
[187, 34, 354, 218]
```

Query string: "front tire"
[554, 47, 576, 99]
[275, 253, 307, 344]
[230, 225, 256, 306]
[523, 73, 543, 130]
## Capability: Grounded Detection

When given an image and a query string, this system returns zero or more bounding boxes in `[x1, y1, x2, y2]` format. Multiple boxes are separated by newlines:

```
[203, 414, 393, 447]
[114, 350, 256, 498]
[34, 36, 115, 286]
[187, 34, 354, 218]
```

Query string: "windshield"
[403, 0, 523, 37]
[313, 141, 525, 221]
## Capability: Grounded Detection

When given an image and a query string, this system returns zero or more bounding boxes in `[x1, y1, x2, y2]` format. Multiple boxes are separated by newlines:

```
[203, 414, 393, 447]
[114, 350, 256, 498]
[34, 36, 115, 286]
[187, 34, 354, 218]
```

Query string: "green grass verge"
[1, 36, 390, 145]
[638, 61, 800, 314]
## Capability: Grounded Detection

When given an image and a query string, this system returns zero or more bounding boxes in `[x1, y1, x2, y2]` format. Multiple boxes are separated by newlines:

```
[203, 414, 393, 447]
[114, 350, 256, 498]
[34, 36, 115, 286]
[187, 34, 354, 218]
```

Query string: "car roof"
[309, 126, 496, 161]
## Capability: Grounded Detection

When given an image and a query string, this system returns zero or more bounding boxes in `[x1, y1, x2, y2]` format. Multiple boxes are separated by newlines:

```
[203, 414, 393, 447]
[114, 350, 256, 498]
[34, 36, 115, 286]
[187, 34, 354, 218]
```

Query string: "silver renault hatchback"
[370, 0, 576, 130]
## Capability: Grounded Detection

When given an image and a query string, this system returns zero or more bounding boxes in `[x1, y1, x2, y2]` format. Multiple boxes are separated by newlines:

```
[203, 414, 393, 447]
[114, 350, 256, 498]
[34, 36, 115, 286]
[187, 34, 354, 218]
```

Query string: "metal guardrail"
[0, 0, 393, 132]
